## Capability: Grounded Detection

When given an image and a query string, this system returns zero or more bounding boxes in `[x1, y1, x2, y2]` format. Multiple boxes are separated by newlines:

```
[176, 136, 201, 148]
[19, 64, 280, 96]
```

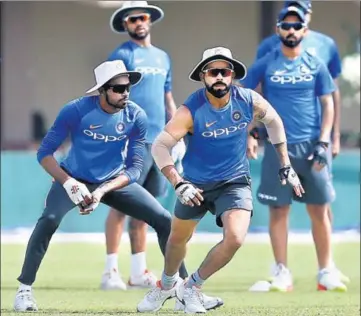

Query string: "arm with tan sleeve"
[151, 106, 204, 206]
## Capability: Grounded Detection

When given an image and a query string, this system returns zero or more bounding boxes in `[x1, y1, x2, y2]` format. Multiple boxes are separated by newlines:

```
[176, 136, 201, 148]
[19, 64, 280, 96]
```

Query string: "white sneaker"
[14, 289, 38, 312]
[177, 282, 207, 314]
[174, 292, 224, 311]
[317, 269, 347, 292]
[137, 279, 182, 313]
[128, 270, 157, 289]
[333, 267, 350, 284]
[100, 269, 127, 291]
[269, 264, 293, 292]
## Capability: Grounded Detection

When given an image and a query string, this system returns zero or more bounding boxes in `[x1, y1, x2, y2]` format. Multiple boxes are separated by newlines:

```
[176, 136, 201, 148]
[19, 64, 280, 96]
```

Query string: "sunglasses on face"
[105, 84, 131, 94]
[278, 22, 305, 31]
[202, 68, 234, 78]
[124, 13, 151, 24]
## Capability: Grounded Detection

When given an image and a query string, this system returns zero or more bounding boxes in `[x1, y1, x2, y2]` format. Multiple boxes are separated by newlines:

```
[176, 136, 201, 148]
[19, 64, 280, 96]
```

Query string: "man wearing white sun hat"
[13, 60, 187, 312]
[102, 1, 187, 291]
[137, 46, 304, 313]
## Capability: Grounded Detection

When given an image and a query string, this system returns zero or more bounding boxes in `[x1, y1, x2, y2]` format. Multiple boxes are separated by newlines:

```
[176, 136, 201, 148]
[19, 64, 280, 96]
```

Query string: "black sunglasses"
[278, 22, 305, 31]
[203, 68, 234, 78]
[105, 84, 131, 94]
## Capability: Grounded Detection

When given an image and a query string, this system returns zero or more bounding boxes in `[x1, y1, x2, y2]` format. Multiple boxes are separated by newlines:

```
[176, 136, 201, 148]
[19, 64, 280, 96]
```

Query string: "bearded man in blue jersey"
[243, 7, 348, 292]
[249, 0, 349, 284]
[13, 60, 189, 312]
[137, 47, 304, 314]
[102, 1, 186, 290]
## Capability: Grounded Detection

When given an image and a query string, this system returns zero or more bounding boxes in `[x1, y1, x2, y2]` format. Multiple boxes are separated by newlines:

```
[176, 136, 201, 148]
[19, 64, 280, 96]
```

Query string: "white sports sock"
[19, 283, 31, 292]
[105, 253, 119, 272]
[130, 252, 147, 278]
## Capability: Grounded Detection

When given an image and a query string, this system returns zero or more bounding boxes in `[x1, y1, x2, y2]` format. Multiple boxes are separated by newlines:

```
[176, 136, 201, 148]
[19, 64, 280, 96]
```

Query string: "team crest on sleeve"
[232, 111, 242, 122]
[116, 122, 125, 134]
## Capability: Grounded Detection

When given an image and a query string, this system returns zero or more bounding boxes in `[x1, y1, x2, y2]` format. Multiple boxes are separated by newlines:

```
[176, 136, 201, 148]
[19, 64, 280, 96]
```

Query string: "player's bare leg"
[101, 209, 127, 290]
[177, 209, 250, 313]
[307, 204, 347, 291]
[268, 205, 293, 292]
[127, 218, 157, 288]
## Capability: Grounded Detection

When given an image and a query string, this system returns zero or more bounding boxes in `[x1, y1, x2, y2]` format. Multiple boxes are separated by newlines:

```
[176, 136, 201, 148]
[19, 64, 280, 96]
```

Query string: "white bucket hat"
[110, 1, 164, 34]
[86, 60, 142, 94]
[189, 47, 247, 82]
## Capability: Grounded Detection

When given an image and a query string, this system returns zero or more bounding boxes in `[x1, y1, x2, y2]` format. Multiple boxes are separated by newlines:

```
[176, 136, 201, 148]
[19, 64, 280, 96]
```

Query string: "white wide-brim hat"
[110, 1, 164, 34]
[189, 47, 247, 82]
[86, 60, 142, 94]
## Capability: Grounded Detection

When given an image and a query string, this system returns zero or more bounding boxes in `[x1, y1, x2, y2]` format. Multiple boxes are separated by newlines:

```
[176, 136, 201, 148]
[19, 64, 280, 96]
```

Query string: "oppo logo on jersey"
[83, 130, 127, 143]
[135, 66, 167, 77]
[202, 123, 247, 138]
[270, 74, 314, 84]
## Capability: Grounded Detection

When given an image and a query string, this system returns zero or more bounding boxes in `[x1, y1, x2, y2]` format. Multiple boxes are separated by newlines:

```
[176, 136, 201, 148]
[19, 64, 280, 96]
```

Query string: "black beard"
[280, 35, 303, 48]
[105, 93, 127, 109]
[128, 28, 149, 40]
[206, 82, 230, 98]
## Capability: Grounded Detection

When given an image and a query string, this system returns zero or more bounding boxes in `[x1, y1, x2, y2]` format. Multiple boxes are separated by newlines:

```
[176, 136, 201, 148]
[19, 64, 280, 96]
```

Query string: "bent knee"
[224, 233, 244, 250]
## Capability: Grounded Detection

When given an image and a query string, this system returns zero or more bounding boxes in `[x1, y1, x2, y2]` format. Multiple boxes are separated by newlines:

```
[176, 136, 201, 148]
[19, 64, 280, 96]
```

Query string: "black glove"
[278, 165, 304, 197]
[249, 127, 268, 140]
[309, 141, 329, 167]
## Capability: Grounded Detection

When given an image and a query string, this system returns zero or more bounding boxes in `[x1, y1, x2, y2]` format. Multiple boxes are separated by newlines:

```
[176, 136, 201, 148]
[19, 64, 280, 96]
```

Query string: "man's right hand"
[174, 181, 204, 207]
[62, 178, 93, 208]
[247, 135, 258, 159]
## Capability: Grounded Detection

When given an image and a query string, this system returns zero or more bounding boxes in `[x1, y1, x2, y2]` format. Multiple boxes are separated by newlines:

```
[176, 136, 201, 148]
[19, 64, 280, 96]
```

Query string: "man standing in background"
[101, 1, 185, 290]
[248, 0, 349, 285]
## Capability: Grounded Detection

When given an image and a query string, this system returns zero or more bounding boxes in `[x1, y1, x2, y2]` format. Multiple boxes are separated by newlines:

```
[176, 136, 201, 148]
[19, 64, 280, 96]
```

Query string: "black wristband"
[317, 141, 329, 149]
[174, 181, 190, 190]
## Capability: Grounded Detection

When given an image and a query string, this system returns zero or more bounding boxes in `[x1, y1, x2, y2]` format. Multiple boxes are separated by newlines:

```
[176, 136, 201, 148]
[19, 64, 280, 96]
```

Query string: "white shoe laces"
[17, 290, 36, 304]
[147, 287, 168, 302]
[185, 287, 203, 306]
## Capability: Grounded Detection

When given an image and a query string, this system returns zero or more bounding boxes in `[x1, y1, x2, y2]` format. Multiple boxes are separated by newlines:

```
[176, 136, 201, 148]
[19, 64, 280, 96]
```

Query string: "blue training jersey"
[108, 41, 172, 143]
[243, 49, 336, 144]
[255, 30, 342, 79]
[37, 96, 148, 184]
[181, 86, 254, 184]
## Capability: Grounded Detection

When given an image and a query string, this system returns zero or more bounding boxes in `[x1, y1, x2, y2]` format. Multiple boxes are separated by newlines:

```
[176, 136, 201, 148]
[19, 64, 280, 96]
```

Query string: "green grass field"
[1, 242, 360, 315]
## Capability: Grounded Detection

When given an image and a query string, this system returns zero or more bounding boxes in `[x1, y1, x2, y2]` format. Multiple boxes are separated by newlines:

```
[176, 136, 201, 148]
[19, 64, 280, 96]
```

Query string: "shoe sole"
[269, 285, 293, 292]
[317, 284, 347, 292]
[204, 299, 224, 311]
[137, 295, 175, 313]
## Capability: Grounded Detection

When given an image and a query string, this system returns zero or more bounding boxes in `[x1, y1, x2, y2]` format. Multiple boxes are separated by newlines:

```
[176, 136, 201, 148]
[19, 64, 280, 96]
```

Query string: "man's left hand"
[307, 141, 329, 171]
[79, 188, 105, 215]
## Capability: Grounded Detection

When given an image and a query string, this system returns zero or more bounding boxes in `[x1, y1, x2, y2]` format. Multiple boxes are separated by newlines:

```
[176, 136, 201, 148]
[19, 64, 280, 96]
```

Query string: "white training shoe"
[317, 269, 347, 292]
[174, 292, 224, 311]
[177, 282, 207, 314]
[333, 267, 350, 284]
[100, 269, 127, 291]
[128, 270, 157, 289]
[137, 279, 182, 313]
[269, 264, 293, 292]
[14, 289, 38, 312]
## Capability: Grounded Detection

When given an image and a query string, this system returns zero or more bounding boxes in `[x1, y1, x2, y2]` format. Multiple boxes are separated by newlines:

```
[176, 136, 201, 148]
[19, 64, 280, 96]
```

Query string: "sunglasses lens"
[207, 68, 233, 77]
[127, 14, 149, 24]
[111, 84, 130, 94]
[281, 22, 303, 31]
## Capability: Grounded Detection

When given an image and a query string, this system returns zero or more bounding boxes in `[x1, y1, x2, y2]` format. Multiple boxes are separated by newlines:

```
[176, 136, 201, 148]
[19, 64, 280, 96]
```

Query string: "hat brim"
[189, 55, 247, 82]
[110, 5, 164, 34]
[86, 71, 142, 94]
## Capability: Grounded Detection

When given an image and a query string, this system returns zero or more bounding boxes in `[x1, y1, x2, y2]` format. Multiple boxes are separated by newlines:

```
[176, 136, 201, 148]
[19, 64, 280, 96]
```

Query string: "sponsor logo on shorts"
[257, 192, 277, 201]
